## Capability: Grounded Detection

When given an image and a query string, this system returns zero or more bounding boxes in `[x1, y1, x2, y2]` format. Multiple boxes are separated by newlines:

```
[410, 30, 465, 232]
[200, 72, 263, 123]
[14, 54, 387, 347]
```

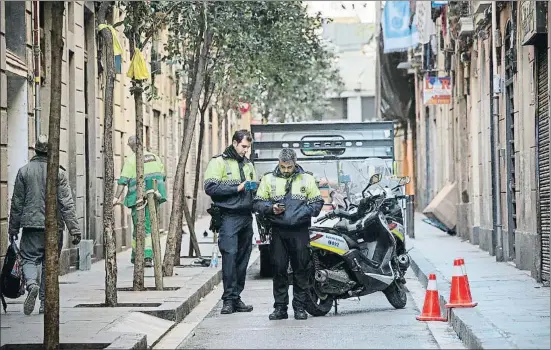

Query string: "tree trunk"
[44, 3, 64, 349]
[163, 24, 213, 276]
[173, 44, 201, 266]
[129, 34, 146, 291]
[97, 1, 118, 307]
[189, 108, 207, 256]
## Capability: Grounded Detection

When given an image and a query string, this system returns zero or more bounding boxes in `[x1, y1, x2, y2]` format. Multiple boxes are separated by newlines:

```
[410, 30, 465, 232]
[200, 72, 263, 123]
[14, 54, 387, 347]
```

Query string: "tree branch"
[140, 2, 179, 49]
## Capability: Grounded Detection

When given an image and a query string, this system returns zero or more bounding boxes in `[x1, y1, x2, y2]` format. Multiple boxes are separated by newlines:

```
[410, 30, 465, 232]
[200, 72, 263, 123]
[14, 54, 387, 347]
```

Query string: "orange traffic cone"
[445, 258, 478, 308]
[416, 273, 447, 322]
[457, 258, 472, 300]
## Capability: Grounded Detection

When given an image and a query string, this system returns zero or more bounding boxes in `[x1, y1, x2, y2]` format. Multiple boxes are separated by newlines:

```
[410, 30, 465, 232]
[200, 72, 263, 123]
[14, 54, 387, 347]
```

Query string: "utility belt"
[207, 204, 251, 232]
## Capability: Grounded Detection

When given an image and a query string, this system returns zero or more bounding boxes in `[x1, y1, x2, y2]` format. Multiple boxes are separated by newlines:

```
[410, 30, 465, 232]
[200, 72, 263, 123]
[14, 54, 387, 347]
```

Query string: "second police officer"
[254, 148, 324, 320]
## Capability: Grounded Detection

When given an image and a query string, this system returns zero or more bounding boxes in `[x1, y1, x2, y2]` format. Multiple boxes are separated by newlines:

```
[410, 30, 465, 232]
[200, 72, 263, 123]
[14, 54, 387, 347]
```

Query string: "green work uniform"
[118, 150, 167, 262]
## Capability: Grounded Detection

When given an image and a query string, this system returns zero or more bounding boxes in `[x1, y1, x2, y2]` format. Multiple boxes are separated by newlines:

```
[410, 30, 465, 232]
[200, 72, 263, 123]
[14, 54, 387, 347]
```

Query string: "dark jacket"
[8, 155, 81, 236]
[203, 153, 257, 214]
[253, 165, 324, 228]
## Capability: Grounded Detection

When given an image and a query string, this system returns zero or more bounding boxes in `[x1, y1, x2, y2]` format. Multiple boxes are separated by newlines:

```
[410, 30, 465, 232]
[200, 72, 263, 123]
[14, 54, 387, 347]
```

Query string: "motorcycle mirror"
[362, 173, 382, 198]
[369, 173, 382, 185]
[399, 176, 411, 186]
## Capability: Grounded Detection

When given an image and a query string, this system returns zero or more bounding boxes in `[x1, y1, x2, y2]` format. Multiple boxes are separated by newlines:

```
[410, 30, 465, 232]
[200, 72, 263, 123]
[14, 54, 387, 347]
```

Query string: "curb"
[106, 334, 148, 349]
[409, 248, 517, 349]
[142, 267, 223, 324]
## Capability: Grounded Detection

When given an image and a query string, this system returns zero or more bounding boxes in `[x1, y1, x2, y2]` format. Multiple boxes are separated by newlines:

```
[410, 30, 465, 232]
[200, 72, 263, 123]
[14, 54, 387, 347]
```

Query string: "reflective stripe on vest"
[223, 159, 232, 177]
[271, 176, 277, 198]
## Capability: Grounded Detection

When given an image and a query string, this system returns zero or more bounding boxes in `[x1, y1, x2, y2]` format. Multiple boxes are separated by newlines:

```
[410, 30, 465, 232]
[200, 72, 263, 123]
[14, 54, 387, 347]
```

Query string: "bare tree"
[121, 1, 177, 289]
[164, 4, 212, 275]
[188, 77, 216, 256]
[97, 0, 118, 306]
[127, 27, 147, 291]
[44, 2, 65, 349]
[173, 39, 203, 266]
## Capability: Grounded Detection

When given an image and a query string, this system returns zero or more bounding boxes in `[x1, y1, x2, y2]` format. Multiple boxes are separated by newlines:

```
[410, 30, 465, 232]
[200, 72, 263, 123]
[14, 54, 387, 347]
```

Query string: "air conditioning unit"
[459, 17, 474, 37]
[473, 1, 492, 15]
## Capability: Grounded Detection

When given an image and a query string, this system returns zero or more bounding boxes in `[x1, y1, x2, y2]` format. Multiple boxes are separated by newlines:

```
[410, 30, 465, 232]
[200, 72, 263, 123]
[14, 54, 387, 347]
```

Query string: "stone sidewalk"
[0, 215, 247, 349]
[408, 213, 550, 349]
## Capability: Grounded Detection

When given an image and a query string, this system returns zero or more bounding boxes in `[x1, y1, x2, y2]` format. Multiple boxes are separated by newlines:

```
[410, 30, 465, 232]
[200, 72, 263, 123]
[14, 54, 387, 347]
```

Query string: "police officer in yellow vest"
[204, 130, 257, 315]
[253, 148, 324, 321]
[113, 135, 167, 267]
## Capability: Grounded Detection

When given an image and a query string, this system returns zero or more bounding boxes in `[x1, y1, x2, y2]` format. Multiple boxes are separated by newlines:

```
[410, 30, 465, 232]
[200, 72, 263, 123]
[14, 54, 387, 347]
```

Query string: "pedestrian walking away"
[113, 135, 167, 267]
[8, 135, 82, 315]
[204, 130, 257, 315]
[253, 148, 324, 320]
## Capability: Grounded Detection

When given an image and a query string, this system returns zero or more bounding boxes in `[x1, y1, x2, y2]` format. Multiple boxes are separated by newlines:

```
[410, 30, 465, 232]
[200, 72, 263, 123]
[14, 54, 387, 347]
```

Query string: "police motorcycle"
[304, 173, 412, 317]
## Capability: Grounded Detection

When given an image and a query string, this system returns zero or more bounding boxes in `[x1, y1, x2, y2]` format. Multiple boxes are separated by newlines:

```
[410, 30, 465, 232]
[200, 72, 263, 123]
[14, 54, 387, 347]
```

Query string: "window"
[68, 1, 74, 32]
[5, 1, 26, 58]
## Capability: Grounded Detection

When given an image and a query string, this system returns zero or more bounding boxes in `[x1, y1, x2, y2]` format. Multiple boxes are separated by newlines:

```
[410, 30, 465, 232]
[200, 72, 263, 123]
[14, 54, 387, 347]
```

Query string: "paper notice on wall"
[423, 76, 452, 105]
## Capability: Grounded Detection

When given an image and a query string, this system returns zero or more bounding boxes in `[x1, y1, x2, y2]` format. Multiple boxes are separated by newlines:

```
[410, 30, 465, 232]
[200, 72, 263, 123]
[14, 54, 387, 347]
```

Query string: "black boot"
[234, 299, 253, 312]
[269, 306, 288, 320]
[220, 300, 235, 314]
[294, 307, 307, 320]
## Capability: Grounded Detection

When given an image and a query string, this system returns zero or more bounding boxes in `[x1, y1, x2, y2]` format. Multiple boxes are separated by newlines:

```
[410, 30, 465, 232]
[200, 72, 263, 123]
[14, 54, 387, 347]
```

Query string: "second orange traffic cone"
[445, 258, 478, 308]
[458, 258, 473, 300]
[416, 273, 447, 322]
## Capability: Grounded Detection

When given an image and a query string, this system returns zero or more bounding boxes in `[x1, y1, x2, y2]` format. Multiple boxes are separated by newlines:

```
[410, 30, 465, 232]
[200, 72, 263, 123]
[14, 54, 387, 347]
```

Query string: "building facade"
[321, 19, 377, 122]
[411, 1, 549, 283]
[0, 1, 241, 273]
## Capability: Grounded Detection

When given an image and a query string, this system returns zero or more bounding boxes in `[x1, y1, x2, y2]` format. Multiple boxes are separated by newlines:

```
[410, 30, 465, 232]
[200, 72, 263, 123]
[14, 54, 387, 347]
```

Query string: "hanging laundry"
[382, 1, 419, 53]
[98, 24, 124, 74]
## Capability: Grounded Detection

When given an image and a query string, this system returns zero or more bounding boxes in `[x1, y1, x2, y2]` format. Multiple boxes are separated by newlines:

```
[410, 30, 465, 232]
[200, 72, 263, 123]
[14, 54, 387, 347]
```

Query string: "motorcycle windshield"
[297, 157, 395, 207]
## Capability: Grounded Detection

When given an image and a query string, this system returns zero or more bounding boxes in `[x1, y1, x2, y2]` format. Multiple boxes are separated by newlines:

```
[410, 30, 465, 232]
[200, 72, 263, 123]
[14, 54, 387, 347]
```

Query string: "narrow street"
[175, 261, 464, 349]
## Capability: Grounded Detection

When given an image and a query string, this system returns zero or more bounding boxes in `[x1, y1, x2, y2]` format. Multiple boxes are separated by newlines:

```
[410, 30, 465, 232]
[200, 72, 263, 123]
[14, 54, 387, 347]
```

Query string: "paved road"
[175, 260, 464, 349]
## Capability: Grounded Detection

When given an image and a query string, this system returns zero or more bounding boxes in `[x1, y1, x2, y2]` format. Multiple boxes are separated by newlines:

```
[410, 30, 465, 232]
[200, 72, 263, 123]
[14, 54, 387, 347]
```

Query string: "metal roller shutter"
[536, 47, 549, 283]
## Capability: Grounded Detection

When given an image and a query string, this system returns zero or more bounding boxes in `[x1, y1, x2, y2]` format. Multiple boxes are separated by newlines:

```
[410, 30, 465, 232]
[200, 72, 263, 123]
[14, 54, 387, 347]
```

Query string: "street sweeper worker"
[113, 135, 167, 267]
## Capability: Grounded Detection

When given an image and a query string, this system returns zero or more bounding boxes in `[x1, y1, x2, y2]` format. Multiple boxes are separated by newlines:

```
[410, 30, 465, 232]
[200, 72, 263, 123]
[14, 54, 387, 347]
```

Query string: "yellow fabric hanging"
[126, 50, 150, 81]
[97, 24, 124, 56]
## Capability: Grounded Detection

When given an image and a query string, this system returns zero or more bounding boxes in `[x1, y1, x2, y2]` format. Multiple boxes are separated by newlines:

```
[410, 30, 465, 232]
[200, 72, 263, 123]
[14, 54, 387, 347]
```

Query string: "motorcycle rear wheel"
[384, 281, 407, 309]
[304, 290, 334, 317]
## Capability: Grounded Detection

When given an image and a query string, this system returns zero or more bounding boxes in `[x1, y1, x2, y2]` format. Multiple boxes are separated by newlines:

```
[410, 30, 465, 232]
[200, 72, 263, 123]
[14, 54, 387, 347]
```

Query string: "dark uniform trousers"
[270, 225, 310, 310]
[218, 213, 254, 302]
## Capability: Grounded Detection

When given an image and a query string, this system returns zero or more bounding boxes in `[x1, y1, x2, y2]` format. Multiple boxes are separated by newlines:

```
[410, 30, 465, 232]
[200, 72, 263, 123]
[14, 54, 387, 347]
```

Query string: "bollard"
[78, 239, 93, 271]
[406, 195, 415, 239]
[146, 178, 163, 290]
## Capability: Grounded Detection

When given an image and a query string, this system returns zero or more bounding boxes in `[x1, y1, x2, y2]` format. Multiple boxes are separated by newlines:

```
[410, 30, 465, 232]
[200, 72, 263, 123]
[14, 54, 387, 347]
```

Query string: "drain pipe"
[490, 1, 504, 261]
[32, 0, 41, 137]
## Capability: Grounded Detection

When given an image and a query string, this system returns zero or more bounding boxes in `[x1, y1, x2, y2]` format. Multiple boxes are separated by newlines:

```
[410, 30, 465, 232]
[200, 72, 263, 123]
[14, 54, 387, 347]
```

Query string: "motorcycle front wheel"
[384, 281, 407, 309]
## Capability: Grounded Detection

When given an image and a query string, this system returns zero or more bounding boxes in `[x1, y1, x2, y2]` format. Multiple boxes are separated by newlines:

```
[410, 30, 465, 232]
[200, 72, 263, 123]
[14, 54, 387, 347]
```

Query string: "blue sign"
[432, 1, 448, 8]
